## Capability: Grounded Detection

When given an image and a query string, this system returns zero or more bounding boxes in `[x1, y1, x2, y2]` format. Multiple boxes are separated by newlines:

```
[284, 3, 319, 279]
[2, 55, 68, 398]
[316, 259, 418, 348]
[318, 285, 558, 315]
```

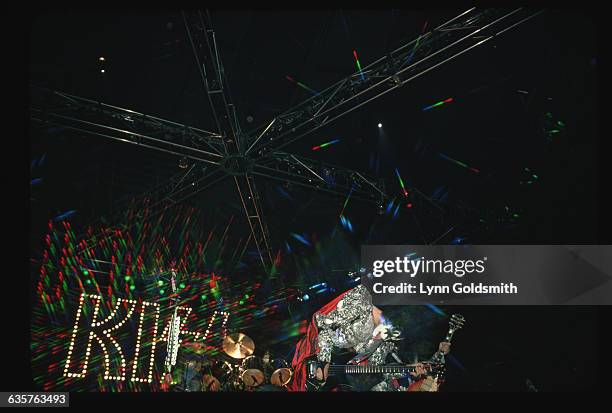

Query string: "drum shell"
[268, 359, 292, 386]
[268, 359, 289, 371]
[240, 356, 265, 387]
[211, 360, 234, 381]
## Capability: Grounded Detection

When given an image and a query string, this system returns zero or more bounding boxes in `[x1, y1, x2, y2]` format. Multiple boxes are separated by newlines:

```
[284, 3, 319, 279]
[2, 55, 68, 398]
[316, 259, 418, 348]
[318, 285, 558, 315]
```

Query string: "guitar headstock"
[449, 314, 465, 334]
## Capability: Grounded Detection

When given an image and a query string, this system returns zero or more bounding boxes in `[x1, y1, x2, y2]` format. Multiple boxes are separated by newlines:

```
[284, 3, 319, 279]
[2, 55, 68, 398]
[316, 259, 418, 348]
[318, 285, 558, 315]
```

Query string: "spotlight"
[100, 69, 105, 74]
[178, 156, 188, 169]
[377, 123, 382, 128]
[99, 56, 105, 62]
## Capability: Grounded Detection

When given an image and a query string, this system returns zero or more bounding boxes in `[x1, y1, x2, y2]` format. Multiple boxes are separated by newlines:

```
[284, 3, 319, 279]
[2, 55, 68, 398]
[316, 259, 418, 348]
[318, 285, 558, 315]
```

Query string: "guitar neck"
[328, 365, 418, 375]
[444, 329, 455, 343]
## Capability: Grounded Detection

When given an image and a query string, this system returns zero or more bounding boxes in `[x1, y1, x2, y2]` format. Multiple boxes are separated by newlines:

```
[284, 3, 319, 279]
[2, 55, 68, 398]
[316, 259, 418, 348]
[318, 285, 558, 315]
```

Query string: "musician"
[289, 284, 450, 391]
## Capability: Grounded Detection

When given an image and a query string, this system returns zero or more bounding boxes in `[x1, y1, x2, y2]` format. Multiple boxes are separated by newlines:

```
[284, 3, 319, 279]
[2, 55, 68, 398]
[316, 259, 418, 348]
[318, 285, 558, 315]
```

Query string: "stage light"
[378, 123, 382, 128]
[100, 69, 105, 73]
[99, 57, 105, 62]
[178, 156, 188, 169]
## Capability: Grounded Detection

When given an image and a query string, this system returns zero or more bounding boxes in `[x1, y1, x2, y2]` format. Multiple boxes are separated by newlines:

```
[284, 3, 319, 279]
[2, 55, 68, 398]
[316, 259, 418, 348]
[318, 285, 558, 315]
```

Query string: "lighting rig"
[30, 7, 543, 274]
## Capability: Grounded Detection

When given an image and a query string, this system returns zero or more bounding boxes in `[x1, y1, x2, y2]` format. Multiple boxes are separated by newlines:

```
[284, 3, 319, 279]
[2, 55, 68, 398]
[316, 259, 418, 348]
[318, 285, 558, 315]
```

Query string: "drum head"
[241, 356, 265, 387]
[270, 367, 292, 386]
[241, 369, 265, 387]
[201, 374, 221, 391]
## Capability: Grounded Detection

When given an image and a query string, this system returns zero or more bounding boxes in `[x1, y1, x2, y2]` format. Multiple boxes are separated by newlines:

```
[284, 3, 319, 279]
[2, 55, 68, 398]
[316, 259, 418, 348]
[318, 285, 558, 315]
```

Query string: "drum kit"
[177, 332, 293, 391]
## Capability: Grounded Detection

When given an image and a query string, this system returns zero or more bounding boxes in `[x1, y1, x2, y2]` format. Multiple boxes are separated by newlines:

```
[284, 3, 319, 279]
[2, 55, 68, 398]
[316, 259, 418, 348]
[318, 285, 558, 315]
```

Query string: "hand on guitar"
[315, 363, 330, 381]
[305, 360, 330, 391]
[438, 341, 451, 355]
[410, 363, 427, 377]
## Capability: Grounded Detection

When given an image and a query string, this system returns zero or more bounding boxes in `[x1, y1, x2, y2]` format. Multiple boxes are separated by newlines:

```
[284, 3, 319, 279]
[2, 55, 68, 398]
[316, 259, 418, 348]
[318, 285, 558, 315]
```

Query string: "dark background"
[28, 8, 605, 392]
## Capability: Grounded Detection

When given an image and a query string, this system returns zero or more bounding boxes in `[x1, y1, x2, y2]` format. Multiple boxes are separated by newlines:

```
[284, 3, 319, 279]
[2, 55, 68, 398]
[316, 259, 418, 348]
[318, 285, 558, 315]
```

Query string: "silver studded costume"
[313, 284, 407, 391]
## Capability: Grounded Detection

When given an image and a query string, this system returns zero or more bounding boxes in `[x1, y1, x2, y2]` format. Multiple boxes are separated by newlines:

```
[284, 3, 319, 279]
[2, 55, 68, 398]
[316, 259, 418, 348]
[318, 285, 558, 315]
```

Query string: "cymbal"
[222, 333, 255, 359]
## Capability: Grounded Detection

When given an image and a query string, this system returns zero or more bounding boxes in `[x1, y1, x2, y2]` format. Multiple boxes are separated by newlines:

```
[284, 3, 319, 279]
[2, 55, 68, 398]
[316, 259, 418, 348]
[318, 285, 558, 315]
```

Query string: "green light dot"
[179, 283, 185, 289]
[129, 285, 135, 291]
[85, 279, 92, 285]
[83, 270, 89, 275]
[201, 294, 207, 300]
[244, 294, 249, 299]
[160, 289, 165, 294]
[239, 300, 244, 305]
[157, 281, 163, 286]
[513, 214, 519, 218]
[125, 276, 131, 282]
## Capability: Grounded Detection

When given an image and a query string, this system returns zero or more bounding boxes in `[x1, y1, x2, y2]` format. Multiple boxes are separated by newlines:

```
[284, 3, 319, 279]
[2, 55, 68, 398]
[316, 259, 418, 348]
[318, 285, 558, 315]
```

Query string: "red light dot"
[407, 203, 413, 208]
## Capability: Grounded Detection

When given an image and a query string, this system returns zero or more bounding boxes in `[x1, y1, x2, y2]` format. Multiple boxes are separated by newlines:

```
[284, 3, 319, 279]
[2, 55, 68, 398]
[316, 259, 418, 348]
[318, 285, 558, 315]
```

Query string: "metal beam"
[183, 10, 274, 273]
[30, 86, 225, 165]
[182, 10, 244, 154]
[245, 8, 544, 157]
[254, 152, 386, 204]
[233, 174, 274, 271]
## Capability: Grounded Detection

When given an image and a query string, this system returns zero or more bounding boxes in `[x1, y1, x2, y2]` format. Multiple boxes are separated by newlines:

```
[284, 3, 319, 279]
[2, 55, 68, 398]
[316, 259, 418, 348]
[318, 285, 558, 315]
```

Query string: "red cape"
[287, 290, 351, 391]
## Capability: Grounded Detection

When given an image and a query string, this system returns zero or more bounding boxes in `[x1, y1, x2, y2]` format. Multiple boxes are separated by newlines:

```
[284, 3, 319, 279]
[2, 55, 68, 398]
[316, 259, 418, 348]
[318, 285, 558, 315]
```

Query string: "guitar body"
[305, 314, 464, 392]
[407, 376, 441, 392]
[306, 350, 384, 391]
[306, 349, 444, 391]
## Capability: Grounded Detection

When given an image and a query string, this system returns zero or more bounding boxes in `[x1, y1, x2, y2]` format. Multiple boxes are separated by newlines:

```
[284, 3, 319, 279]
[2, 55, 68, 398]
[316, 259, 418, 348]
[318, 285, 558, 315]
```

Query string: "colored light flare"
[353, 50, 365, 80]
[394, 168, 409, 197]
[340, 215, 353, 232]
[438, 153, 480, 174]
[312, 138, 340, 151]
[406, 21, 428, 65]
[425, 303, 446, 317]
[422, 97, 454, 111]
[31, 201, 308, 392]
[285, 75, 319, 95]
[339, 184, 355, 218]
[290, 232, 311, 247]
